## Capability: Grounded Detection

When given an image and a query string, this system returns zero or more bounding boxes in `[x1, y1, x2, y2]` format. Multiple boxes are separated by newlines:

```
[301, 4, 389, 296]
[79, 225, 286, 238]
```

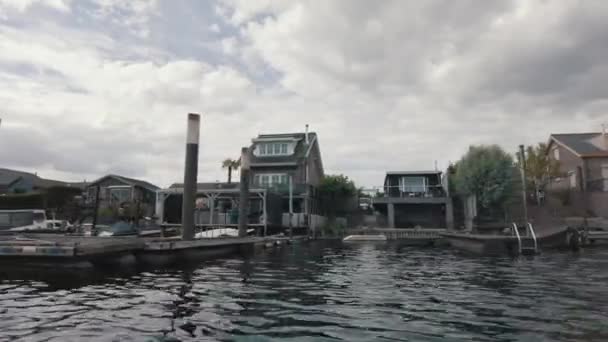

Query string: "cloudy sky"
[0, 0, 606, 188]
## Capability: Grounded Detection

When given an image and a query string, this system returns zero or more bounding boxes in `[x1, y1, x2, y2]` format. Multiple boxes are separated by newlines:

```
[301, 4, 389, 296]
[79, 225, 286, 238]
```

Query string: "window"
[109, 187, 131, 203]
[0, 213, 10, 227]
[602, 164, 608, 192]
[257, 142, 290, 156]
[399, 177, 427, 193]
[553, 147, 560, 161]
[569, 171, 577, 189]
[254, 173, 288, 187]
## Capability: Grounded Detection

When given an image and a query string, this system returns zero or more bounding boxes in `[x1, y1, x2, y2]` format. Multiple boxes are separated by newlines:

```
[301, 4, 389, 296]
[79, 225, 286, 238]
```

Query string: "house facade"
[86, 174, 159, 217]
[246, 128, 324, 226]
[546, 131, 608, 217]
[372, 171, 453, 229]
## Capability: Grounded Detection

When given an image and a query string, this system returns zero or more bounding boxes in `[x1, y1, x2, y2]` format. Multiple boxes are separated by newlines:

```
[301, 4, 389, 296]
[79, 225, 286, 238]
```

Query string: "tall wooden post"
[519, 145, 528, 224]
[238, 147, 250, 237]
[289, 175, 294, 238]
[181, 113, 200, 240]
[92, 184, 100, 231]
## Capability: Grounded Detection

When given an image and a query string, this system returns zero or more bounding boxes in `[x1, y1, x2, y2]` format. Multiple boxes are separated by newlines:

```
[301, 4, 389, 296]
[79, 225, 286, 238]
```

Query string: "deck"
[0, 234, 144, 258]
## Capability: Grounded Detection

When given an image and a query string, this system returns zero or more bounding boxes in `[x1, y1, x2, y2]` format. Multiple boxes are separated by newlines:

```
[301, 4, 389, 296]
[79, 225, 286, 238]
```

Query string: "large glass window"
[399, 177, 427, 193]
[109, 187, 131, 203]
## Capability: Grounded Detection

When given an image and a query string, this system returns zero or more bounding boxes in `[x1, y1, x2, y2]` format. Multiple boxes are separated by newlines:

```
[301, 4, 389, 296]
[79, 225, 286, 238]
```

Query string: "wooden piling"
[182, 113, 200, 241]
[238, 147, 250, 237]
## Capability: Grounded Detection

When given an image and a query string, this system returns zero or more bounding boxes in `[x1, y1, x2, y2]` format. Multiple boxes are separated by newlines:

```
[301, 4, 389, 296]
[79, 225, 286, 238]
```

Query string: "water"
[1, 242, 608, 342]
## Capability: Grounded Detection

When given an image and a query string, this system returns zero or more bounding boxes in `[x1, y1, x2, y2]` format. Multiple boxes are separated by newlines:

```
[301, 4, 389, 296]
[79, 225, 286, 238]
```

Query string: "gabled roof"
[549, 133, 608, 157]
[0, 168, 71, 189]
[248, 132, 319, 165]
[89, 174, 160, 191]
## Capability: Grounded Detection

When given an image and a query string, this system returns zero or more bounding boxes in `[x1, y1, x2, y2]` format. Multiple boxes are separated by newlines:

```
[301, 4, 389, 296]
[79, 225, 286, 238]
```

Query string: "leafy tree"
[221, 158, 241, 184]
[454, 145, 514, 209]
[318, 174, 357, 218]
[516, 142, 561, 205]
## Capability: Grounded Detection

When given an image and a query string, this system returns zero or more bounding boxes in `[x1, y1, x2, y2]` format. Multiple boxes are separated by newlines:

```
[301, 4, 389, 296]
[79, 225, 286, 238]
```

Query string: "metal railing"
[512, 222, 522, 254]
[511, 222, 538, 254]
[380, 185, 446, 198]
[527, 222, 538, 252]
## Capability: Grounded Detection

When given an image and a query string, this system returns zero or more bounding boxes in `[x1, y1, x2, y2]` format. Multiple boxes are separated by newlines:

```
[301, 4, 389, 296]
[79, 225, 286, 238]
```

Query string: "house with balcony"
[372, 171, 453, 229]
[545, 129, 608, 217]
[247, 127, 325, 228]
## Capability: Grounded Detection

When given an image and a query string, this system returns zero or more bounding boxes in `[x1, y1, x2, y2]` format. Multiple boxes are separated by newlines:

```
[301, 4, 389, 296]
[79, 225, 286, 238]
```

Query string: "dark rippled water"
[1, 242, 608, 341]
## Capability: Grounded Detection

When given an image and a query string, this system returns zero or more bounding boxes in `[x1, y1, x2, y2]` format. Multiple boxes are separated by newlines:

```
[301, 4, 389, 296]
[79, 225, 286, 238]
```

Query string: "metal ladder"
[512, 222, 538, 255]
[527, 222, 538, 254]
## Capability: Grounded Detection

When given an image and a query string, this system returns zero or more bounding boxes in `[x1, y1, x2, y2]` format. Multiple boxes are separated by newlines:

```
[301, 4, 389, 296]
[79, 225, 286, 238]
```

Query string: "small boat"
[195, 228, 255, 239]
[342, 234, 387, 242]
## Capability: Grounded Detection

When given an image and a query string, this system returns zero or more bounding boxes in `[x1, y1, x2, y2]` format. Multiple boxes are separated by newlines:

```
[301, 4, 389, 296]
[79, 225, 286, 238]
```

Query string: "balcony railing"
[252, 183, 311, 195]
[381, 185, 446, 198]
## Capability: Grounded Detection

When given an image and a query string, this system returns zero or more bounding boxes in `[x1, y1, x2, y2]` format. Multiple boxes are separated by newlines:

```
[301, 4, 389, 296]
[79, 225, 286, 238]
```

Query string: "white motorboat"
[195, 228, 254, 239]
[342, 234, 387, 242]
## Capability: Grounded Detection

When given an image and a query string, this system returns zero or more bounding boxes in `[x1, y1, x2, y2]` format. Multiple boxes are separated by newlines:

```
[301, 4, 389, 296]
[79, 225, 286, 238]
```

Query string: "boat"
[342, 234, 387, 242]
[195, 228, 255, 239]
[442, 223, 579, 256]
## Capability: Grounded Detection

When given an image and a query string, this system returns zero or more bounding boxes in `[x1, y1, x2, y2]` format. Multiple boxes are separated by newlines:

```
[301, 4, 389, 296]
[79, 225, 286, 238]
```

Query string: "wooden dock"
[0, 233, 297, 268]
[0, 234, 144, 258]
[347, 228, 446, 245]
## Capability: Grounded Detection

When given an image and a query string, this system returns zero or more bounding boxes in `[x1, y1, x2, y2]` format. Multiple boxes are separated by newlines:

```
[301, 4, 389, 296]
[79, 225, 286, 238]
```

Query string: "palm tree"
[222, 158, 241, 184]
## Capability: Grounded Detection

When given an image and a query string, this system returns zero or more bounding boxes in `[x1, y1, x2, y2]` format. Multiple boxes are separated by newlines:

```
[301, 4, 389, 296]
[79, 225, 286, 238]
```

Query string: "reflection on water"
[1, 242, 608, 341]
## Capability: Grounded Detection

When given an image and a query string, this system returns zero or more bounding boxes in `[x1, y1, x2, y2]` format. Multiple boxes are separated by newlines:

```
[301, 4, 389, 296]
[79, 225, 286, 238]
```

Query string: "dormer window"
[258, 142, 289, 156]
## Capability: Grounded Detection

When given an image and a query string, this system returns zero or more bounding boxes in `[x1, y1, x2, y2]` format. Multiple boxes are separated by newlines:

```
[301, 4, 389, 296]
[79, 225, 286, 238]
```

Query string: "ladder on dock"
[512, 222, 538, 255]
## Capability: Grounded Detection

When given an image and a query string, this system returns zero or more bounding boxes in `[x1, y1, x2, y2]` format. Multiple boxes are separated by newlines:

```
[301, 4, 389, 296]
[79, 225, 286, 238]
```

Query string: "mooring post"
[91, 184, 100, 234]
[519, 144, 528, 226]
[238, 147, 250, 237]
[181, 113, 200, 241]
[289, 175, 294, 238]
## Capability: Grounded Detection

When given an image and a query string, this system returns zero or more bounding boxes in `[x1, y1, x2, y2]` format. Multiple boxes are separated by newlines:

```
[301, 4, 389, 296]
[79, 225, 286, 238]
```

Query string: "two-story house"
[372, 171, 453, 229]
[546, 129, 608, 217]
[247, 127, 324, 226]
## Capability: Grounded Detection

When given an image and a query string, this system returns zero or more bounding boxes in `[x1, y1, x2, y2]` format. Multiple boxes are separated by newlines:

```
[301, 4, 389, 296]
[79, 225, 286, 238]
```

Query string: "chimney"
[305, 124, 309, 144]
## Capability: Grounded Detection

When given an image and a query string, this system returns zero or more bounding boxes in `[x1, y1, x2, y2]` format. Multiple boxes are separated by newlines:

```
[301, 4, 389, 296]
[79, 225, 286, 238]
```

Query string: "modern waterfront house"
[372, 171, 453, 229]
[545, 129, 608, 217]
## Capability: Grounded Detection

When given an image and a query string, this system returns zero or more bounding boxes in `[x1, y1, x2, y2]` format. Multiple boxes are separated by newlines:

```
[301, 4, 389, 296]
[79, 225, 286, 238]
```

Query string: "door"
[602, 164, 608, 191]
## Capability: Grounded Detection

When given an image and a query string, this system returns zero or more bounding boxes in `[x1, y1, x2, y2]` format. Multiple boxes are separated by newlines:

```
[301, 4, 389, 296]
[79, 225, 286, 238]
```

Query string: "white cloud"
[0, 0, 71, 13]
[1, 0, 607, 188]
